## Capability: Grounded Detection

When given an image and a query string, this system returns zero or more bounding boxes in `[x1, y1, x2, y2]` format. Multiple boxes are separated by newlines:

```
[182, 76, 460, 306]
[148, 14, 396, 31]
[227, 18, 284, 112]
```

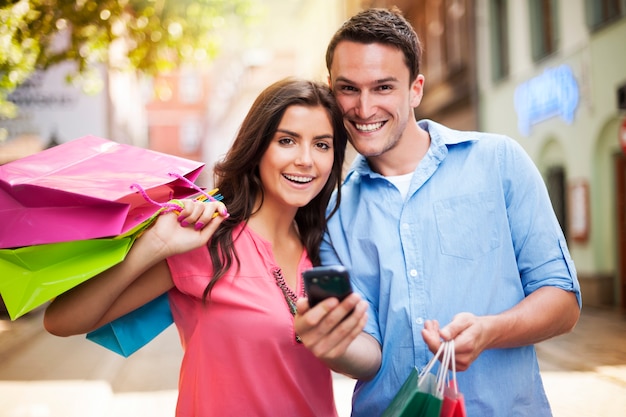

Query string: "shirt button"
[409, 269, 418, 277]
[402, 223, 410, 229]
[415, 317, 424, 325]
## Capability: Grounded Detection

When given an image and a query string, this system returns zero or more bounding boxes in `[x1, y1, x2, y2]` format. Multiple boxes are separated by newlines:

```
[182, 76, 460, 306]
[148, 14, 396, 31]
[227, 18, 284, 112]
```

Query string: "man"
[295, 7, 581, 417]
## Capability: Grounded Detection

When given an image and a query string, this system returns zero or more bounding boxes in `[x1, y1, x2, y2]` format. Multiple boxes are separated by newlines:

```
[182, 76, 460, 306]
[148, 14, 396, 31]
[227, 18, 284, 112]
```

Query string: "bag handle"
[418, 340, 458, 398]
[130, 172, 224, 215]
[418, 341, 446, 382]
[168, 172, 221, 202]
[436, 340, 458, 395]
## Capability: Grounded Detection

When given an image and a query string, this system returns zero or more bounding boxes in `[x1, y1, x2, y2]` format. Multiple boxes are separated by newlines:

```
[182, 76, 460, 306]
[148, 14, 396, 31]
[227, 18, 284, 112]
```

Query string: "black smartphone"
[302, 265, 353, 308]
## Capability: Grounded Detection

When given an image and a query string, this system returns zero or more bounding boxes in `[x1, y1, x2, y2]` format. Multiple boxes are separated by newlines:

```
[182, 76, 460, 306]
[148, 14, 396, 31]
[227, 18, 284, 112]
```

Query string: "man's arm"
[295, 294, 382, 380]
[422, 286, 580, 371]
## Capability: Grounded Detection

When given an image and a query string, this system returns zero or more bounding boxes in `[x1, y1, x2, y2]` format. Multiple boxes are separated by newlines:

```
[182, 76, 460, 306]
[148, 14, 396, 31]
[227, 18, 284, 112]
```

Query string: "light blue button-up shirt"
[321, 120, 581, 417]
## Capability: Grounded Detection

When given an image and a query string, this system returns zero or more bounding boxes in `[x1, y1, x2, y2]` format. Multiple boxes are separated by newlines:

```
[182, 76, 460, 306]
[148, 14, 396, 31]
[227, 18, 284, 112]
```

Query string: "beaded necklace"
[272, 267, 304, 343]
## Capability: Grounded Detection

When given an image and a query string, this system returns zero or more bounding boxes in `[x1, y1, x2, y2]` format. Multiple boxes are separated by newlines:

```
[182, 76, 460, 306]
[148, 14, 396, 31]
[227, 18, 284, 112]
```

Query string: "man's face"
[329, 41, 423, 158]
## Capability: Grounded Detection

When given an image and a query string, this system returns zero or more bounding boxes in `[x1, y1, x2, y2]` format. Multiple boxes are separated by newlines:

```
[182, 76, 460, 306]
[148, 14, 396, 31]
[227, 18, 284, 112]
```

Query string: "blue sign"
[514, 65, 579, 136]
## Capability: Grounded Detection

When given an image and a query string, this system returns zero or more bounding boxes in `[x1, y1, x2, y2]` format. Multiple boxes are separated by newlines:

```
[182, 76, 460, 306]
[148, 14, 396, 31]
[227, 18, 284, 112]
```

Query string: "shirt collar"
[345, 119, 476, 181]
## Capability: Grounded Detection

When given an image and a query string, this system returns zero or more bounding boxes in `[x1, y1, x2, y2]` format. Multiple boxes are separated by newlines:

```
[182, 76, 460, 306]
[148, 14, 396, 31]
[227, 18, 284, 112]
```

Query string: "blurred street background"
[1, 306, 625, 416]
[1, 0, 626, 416]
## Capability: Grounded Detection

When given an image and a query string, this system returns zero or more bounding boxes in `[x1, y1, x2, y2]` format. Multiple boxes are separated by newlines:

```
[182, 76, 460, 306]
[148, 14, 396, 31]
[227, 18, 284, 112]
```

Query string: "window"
[529, 0, 559, 61]
[179, 73, 202, 104]
[180, 120, 201, 153]
[546, 166, 568, 237]
[585, 0, 626, 30]
[489, 0, 509, 81]
[445, 0, 468, 73]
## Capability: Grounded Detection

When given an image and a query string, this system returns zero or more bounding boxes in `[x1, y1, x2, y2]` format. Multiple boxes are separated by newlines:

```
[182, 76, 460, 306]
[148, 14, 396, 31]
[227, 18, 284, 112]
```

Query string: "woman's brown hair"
[202, 77, 347, 301]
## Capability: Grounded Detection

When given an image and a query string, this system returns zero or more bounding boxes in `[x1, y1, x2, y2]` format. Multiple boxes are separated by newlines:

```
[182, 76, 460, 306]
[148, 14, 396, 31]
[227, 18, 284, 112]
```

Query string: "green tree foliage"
[0, 0, 259, 118]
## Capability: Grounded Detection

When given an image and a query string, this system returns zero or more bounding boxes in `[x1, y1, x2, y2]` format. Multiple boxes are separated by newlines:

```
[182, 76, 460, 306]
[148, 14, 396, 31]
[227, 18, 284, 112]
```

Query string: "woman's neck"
[247, 197, 299, 248]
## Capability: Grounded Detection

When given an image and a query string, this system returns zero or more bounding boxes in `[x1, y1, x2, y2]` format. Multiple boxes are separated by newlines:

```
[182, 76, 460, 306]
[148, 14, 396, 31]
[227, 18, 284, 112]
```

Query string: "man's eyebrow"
[334, 76, 400, 85]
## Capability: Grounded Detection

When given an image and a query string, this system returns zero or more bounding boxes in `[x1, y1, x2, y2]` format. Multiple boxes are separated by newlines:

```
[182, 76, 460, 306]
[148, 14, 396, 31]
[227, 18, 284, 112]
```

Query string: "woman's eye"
[315, 142, 331, 150]
[278, 137, 295, 145]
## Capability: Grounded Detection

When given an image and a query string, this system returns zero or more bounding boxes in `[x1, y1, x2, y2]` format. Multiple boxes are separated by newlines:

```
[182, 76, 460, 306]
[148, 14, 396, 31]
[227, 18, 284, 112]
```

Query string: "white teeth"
[355, 122, 383, 132]
[284, 174, 313, 183]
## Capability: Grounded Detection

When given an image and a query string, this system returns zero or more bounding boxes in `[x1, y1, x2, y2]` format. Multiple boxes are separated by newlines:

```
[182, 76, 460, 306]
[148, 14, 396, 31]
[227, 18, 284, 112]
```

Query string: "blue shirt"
[321, 120, 581, 417]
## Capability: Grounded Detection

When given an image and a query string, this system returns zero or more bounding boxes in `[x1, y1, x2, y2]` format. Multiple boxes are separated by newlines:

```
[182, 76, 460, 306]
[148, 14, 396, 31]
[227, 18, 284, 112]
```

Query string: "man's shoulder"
[420, 119, 513, 145]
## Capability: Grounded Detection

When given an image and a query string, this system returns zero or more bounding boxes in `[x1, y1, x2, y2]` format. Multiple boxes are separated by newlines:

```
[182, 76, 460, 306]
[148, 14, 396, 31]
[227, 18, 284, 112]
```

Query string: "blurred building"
[364, 0, 479, 131]
[475, 0, 626, 308]
[144, 70, 209, 163]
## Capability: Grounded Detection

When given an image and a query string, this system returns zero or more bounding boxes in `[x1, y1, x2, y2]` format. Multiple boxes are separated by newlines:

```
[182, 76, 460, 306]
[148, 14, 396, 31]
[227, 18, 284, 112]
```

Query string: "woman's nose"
[295, 147, 313, 166]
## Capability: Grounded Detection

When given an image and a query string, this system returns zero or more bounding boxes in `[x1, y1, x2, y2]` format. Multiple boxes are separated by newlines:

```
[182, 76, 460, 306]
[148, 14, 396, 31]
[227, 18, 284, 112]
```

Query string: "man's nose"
[355, 92, 375, 119]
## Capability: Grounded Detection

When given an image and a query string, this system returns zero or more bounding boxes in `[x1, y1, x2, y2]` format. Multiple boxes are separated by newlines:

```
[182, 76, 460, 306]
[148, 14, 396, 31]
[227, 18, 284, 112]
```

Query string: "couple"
[44, 7, 581, 417]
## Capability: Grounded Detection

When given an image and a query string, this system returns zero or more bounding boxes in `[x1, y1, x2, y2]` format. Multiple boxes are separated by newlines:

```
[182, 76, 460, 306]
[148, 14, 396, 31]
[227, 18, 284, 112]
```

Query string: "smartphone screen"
[302, 265, 353, 307]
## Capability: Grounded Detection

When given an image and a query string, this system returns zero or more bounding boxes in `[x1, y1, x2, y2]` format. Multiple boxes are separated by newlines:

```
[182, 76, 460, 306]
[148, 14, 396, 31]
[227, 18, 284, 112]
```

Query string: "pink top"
[166, 224, 338, 417]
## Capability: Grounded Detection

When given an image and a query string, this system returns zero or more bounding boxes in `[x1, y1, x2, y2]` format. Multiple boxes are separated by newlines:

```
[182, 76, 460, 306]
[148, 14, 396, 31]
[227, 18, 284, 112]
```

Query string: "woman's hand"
[146, 199, 229, 257]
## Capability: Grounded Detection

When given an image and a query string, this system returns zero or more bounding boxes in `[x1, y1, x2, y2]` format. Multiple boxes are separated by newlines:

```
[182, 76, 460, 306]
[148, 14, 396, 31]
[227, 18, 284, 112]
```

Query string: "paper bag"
[0, 236, 134, 320]
[0, 202, 173, 320]
[86, 293, 173, 357]
[0, 135, 204, 248]
[382, 368, 443, 417]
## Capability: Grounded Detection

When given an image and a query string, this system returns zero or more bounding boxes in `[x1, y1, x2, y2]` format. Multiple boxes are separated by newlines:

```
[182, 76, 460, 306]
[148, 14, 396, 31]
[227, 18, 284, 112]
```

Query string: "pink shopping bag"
[0, 135, 204, 248]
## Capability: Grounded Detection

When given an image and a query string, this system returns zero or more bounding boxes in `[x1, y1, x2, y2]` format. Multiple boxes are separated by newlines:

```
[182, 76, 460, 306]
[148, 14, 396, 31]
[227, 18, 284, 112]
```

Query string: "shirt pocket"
[433, 191, 501, 260]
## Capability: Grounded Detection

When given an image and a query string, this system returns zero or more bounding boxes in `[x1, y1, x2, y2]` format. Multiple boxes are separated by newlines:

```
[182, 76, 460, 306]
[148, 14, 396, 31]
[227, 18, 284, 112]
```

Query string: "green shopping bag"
[0, 201, 176, 321]
[382, 341, 455, 417]
[0, 236, 135, 320]
[382, 368, 443, 417]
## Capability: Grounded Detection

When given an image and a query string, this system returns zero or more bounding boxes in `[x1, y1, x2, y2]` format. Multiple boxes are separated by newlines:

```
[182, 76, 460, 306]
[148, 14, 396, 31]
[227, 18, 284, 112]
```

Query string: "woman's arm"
[44, 199, 229, 336]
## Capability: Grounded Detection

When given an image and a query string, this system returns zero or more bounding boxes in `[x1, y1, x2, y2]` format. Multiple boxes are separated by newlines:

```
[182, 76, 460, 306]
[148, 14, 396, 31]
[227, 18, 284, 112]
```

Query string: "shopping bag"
[0, 135, 204, 248]
[85, 187, 222, 357]
[0, 203, 170, 320]
[86, 292, 173, 357]
[382, 368, 443, 417]
[382, 343, 447, 417]
[440, 382, 466, 417]
[0, 237, 134, 320]
[439, 341, 467, 417]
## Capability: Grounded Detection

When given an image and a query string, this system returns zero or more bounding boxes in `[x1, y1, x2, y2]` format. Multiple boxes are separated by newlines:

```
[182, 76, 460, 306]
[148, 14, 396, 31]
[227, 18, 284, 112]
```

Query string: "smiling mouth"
[354, 121, 385, 132]
[283, 174, 314, 184]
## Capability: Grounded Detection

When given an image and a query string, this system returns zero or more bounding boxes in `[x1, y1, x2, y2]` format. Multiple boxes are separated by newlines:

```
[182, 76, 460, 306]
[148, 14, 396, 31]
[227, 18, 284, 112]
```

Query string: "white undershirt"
[386, 172, 413, 200]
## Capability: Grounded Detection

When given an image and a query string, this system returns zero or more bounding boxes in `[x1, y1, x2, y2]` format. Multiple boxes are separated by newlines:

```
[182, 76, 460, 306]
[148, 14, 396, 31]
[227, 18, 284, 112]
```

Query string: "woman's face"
[258, 104, 335, 213]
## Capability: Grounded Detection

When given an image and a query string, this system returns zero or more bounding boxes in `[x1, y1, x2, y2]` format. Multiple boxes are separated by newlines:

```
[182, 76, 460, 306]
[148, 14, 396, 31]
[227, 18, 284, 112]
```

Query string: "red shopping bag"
[439, 341, 467, 417]
[0, 135, 204, 248]
[440, 382, 466, 417]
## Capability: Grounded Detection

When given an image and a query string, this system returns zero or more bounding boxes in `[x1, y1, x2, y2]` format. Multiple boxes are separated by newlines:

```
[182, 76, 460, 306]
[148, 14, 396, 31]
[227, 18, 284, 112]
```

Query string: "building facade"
[367, 0, 479, 131]
[475, 0, 626, 308]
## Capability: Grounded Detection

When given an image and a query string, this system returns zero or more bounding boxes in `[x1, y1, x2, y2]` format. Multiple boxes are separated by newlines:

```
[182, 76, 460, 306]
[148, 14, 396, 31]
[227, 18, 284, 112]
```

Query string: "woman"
[44, 78, 348, 416]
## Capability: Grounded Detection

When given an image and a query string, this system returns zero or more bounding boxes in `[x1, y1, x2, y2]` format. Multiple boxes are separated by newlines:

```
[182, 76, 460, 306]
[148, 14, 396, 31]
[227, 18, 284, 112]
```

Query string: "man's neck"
[368, 123, 430, 177]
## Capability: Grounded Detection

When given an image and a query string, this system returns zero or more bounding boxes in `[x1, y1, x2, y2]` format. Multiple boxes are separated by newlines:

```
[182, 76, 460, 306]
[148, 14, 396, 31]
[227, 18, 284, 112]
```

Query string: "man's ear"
[410, 74, 425, 108]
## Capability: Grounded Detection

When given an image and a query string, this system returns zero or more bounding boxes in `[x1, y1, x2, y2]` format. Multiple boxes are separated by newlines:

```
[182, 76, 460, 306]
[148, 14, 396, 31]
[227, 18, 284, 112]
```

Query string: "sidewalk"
[535, 306, 626, 416]
[1, 307, 625, 416]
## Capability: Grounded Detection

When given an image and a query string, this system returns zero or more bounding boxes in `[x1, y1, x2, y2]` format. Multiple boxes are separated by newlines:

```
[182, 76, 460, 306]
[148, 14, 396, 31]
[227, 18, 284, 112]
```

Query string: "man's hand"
[422, 313, 490, 371]
[421, 287, 580, 372]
